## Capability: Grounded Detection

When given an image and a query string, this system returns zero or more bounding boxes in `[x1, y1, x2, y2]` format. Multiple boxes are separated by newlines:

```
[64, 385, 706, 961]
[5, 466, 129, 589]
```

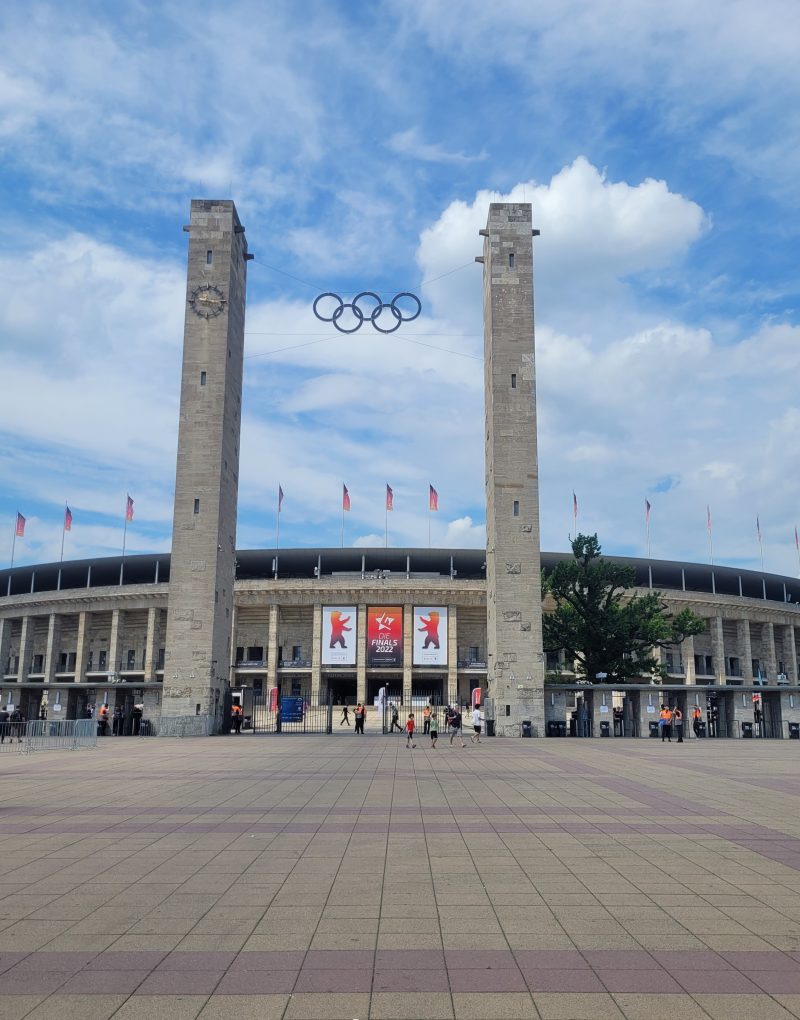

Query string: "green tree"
[542, 534, 706, 684]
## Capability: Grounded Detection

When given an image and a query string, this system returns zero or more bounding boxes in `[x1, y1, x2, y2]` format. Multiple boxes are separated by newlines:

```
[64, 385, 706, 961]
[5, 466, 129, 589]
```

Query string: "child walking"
[405, 713, 417, 748]
[429, 711, 438, 748]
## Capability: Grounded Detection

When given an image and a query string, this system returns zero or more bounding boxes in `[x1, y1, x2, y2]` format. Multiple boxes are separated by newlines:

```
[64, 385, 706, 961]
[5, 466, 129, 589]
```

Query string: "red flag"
[706, 505, 712, 532]
[278, 486, 284, 512]
[429, 485, 438, 512]
[15, 512, 25, 537]
[386, 484, 393, 511]
[342, 484, 350, 512]
[64, 506, 73, 532]
[645, 499, 651, 524]
[125, 495, 134, 521]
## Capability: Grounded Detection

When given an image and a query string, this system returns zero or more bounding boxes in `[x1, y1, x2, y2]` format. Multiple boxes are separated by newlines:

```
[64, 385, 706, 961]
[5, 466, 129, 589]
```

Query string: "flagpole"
[120, 508, 128, 586]
[10, 521, 17, 570]
[428, 503, 431, 549]
[795, 527, 800, 577]
[707, 507, 714, 568]
[276, 493, 281, 552]
[385, 503, 388, 549]
[60, 503, 67, 565]
[341, 501, 345, 549]
[646, 517, 651, 560]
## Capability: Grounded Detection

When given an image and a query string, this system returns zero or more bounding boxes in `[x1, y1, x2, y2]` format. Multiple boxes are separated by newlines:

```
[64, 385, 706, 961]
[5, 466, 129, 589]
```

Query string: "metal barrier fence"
[251, 690, 333, 734]
[0, 718, 97, 753]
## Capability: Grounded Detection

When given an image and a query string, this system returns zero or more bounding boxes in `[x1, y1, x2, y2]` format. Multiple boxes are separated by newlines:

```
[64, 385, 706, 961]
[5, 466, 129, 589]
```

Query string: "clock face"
[189, 284, 226, 319]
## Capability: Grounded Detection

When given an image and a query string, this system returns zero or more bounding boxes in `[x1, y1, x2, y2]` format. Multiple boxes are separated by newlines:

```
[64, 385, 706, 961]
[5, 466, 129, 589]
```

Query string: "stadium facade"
[3, 198, 800, 737]
[2, 548, 800, 738]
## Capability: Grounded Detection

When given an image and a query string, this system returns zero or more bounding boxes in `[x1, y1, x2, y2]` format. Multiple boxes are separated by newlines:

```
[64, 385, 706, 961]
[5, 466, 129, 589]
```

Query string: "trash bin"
[556, 720, 567, 737]
[485, 719, 495, 737]
[649, 721, 659, 738]
[696, 721, 706, 738]
[741, 721, 754, 738]
[547, 721, 557, 737]
[521, 720, 532, 738]
[788, 722, 800, 740]
[600, 721, 611, 737]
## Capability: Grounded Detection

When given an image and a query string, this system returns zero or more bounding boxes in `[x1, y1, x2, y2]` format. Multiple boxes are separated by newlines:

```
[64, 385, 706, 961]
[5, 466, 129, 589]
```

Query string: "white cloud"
[388, 127, 487, 165]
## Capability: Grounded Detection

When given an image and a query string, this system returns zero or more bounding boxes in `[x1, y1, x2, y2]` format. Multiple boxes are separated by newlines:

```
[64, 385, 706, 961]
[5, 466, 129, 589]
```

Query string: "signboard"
[367, 607, 403, 667]
[322, 606, 357, 665]
[413, 607, 448, 666]
[280, 696, 304, 722]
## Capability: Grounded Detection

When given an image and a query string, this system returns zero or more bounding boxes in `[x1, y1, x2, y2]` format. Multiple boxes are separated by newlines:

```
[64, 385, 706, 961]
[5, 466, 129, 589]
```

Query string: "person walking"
[97, 703, 110, 737]
[389, 704, 403, 733]
[231, 703, 243, 734]
[470, 704, 482, 743]
[340, 703, 351, 727]
[405, 713, 417, 748]
[353, 703, 365, 734]
[423, 704, 431, 735]
[112, 705, 123, 736]
[429, 711, 438, 748]
[673, 706, 684, 743]
[692, 705, 702, 737]
[448, 705, 465, 748]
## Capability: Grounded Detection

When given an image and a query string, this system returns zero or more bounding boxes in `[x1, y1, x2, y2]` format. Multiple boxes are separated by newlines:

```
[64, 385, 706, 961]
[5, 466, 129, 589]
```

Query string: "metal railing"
[0, 719, 97, 753]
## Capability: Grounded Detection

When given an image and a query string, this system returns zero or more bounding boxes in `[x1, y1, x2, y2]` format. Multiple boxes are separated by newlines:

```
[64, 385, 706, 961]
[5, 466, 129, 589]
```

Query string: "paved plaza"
[2, 735, 800, 1019]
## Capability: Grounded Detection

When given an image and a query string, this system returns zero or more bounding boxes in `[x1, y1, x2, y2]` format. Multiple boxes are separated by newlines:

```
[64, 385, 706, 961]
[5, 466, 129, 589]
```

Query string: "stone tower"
[480, 203, 545, 736]
[162, 200, 250, 731]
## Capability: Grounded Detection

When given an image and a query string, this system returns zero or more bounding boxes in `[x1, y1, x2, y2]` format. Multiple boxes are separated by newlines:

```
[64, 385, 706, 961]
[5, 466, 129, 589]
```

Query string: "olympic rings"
[313, 291, 422, 333]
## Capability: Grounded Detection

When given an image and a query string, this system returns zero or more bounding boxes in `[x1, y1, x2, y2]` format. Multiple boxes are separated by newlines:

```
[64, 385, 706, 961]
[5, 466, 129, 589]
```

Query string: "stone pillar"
[143, 607, 159, 682]
[108, 609, 122, 680]
[712, 615, 726, 685]
[738, 618, 753, 681]
[74, 612, 91, 683]
[0, 618, 12, 677]
[481, 202, 544, 736]
[403, 604, 413, 705]
[311, 604, 322, 699]
[447, 604, 458, 705]
[163, 200, 249, 727]
[783, 622, 798, 683]
[17, 616, 33, 682]
[682, 634, 696, 684]
[43, 613, 61, 686]
[762, 622, 777, 681]
[356, 603, 367, 705]
[267, 603, 278, 691]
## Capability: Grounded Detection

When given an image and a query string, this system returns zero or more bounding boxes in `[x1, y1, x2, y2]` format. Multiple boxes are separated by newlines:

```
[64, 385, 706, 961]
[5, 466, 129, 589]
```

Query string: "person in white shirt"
[471, 705, 482, 743]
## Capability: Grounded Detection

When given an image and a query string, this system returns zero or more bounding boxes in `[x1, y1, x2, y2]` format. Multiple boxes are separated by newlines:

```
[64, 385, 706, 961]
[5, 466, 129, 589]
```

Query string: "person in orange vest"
[692, 705, 702, 737]
[231, 703, 243, 734]
[660, 704, 673, 743]
[98, 703, 110, 737]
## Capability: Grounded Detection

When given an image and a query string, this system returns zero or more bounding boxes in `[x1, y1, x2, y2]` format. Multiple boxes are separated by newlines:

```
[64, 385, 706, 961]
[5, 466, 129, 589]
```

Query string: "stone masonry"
[481, 203, 545, 736]
[162, 201, 250, 729]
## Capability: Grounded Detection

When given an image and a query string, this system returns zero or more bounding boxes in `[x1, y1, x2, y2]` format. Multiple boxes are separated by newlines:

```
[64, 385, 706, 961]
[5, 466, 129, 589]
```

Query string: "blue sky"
[1, 0, 799, 575]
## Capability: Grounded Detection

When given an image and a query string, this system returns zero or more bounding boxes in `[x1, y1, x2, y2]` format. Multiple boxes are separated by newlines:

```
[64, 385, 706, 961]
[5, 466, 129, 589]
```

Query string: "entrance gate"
[251, 689, 333, 734]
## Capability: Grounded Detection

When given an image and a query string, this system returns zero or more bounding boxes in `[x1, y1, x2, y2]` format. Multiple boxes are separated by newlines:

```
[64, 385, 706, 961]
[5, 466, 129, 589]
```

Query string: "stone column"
[682, 634, 696, 684]
[74, 611, 91, 683]
[16, 616, 33, 682]
[783, 622, 798, 682]
[356, 603, 367, 705]
[0, 618, 12, 677]
[108, 609, 123, 680]
[762, 622, 777, 681]
[43, 613, 61, 686]
[266, 603, 278, 691]
[447, 604, 458, 705]
[403, 603, 413, 705]
[738, 618, 753, 681]
[311, 604, 322, 699]
[143, 607, 159, 682]
[712, 615, 726, 685]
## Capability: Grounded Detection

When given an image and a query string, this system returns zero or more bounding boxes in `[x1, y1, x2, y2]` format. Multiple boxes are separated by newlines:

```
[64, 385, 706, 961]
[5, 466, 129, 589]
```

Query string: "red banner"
[15, 512, 25, 537]
[367, 606, 403, 667]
